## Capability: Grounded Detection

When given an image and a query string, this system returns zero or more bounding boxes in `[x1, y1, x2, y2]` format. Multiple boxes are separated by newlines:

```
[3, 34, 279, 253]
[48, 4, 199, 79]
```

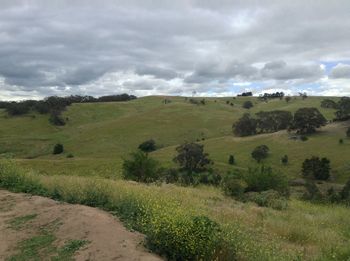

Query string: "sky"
[1, 0, 350, 100]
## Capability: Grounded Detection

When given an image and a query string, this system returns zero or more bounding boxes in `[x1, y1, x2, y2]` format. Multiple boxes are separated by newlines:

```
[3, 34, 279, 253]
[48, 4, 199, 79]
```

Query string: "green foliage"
[173, 142, 212, 173]
[242, 100, 253, 109]
[221, 172, 247, 198]
[0, 161, 47, 195]
[138, 139, 156, 152]
[256, 110, 293, 133]
[335, 97, 350, 120]
[281, 155, 288, 165]
[302, 156, 331, 180]
[49, 111, 66, 126]
[66, 153, 74, 158]
[244, 190, 288, 210]
[251, 145, 269, 163]
[233, 113, 257, 137]
[244, 166, 289, 195]
[347, 127, 350, 138]
[228, 155, 235, 165]
[321, 99, 338, 109]
[339, 138, 344, 144]
[291, 107, 327, 134]
[302, 180, 323, 201]
[340, 178, 350, 201]
[122, 151, 160, 183]
[53, 144, 64, 155]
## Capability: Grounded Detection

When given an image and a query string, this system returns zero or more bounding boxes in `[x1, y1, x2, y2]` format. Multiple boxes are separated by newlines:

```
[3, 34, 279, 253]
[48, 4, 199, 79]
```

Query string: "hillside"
[1, 95, 350, 260]
[0, 95, 348, 181]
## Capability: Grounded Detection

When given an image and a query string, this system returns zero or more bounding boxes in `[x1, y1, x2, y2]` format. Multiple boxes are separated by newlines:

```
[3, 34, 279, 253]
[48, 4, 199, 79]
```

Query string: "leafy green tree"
[256, 110, 293, 133]
[122, 151, 160, 183]
[302, 156, 331, 180]
[138, 139, 156, 152]
[233, 113, 257, 137]
[53, 144, 64, 154]
[173, 142, 212, 173]
[251, 145, 269, 163]
[291, 108, 326, 134]
[335, 97, 350, 120]
[242, 100, 253, 109]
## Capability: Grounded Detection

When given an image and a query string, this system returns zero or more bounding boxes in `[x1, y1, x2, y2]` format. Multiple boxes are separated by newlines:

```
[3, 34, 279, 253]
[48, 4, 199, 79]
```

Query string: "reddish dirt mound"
[0, 190, 162, 261]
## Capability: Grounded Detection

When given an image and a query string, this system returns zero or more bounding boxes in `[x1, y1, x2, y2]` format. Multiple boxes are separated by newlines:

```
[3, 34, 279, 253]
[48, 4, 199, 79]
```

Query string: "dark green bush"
[66, 153, 74, 158]
[302, 180, 323, 201]
[302, 156, 331, 180]
[122, 151, 160, 183]
[347, 127, 350, 138]
[244, 190, 288, 210]
[228, 155, 235, 165]
[281, 155, 288, 165]
[138, 139, 156, 152]
[251, 145, 269, 163]
[242, 101, 253, 109]
[244, 166, 289, 196]
[53, 144, 64, 155]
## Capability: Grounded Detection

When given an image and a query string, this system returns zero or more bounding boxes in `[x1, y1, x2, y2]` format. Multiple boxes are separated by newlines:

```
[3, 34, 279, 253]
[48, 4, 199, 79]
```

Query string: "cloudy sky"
[1, 0, 350, 100]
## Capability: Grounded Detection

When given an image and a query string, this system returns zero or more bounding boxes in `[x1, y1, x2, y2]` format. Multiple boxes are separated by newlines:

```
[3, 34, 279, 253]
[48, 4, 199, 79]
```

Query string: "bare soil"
[0, 190, 162, 261]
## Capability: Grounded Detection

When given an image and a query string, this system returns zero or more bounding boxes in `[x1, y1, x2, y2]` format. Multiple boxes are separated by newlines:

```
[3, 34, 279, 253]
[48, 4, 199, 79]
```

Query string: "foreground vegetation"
[1, 161, 350, 260]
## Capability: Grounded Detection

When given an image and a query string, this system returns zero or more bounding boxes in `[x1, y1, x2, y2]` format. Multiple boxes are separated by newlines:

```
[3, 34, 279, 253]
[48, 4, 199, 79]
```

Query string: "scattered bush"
[302, 156, 331, 180]
[122, 151, 160, 183]
[251, 145, 269, 163]
[285, 96, 291, 103]
[321, 99, 338, 109]
[244, 190, 288, 210]
[138, 139, 156, 152]
[228, 155, 235, 165]
[300, 135, 308, 141]
[221, 171, 247, 198]
[66, 153, 74, 158]
[302, 180, 322, 201]
[244, 166, 289, 196]
[347, 127, 350, 138]
[53, 144, 64, 155]
[242, 100, 253, 109]
[49, 111, 66, 126]
[340, 178, 350, 201]
[339, 138, 344, 144]
[281, 155, 288, 165]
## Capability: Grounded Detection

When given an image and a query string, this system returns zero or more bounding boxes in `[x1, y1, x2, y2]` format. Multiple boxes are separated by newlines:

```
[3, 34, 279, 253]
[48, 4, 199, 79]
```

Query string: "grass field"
[1, 95, 350, 260]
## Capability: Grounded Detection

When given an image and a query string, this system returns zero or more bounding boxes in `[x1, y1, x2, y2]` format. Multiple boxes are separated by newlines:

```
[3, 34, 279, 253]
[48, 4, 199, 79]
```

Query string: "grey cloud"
[330, 63, 350, 79]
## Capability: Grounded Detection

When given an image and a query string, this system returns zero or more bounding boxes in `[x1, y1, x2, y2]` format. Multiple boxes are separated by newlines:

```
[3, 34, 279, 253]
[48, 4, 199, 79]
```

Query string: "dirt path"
[0, 190, 162, 261]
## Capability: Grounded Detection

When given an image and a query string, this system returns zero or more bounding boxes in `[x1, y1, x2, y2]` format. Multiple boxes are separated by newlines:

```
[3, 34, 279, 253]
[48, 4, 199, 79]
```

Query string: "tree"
[285, 96, 291, 103]
[173, 142, 212, 173]
[242, 100, 253, 109]
[251, 145, 269, 163]
[335, 97, 350, 120]
[138, 139, 156, 152]
[228, 155, 235, 165]
[233, 113, 257, 137]
[302, 156, 331, 180]
[53, 144, 64, 154]
[291, 108, 326, 134]
[122, 151, 160, 183]
[49, 111, 66, 126]
[281, 155, 288, 165]
[321, 99, 338, 109]
[256, 110, 293, 133]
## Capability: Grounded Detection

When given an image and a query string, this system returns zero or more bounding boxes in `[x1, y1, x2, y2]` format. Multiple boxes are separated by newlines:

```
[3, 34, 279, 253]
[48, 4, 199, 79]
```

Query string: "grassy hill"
[1, 95, 350, 260]
[1, 95, 348, 181]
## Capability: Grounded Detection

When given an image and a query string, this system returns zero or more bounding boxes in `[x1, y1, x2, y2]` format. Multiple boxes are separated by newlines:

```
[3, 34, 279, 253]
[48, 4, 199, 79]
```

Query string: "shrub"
[122, 151, 160, 183]
[228, 155, 235, 165]
[300, 135, 308, 141]
[244, 190, 288, 210]
[138, 139, 156, 152]
[66, 153, 74, 158]
[302, 180, 323, 201]
[0, 161, 47, 195]
[251, 145, 269, 163]
[49, 111, 66, 126]
[347, 127, 350, 138]
[244, 166, 289, 196]
[197, 170, 222, 186]
[281, 155, 288, 165]
[339, 138, 344, 144]
[222, 172, 247, 198]
[53, 144, 64, 155]
[242, 100, 253, 109]
[302, 156, 331, 180]
[340, 178, 350, 200]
